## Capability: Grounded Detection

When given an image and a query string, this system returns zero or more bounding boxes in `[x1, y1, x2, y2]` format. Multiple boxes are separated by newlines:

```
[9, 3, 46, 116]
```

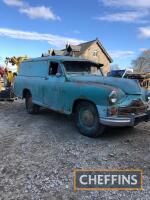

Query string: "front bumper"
[100, 109, 150, 127]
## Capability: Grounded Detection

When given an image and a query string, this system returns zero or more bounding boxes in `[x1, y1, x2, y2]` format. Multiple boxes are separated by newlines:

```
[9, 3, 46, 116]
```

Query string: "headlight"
[109, 90, 118, 104]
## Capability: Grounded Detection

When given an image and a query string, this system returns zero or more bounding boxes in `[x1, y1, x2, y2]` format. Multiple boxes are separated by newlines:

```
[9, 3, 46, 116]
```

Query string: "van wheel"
[75, 102, 105, 138]
[25, 94, 40, 114]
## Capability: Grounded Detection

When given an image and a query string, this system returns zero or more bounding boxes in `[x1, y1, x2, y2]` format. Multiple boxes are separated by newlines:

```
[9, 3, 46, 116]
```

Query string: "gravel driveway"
[0, 100, 150, 200]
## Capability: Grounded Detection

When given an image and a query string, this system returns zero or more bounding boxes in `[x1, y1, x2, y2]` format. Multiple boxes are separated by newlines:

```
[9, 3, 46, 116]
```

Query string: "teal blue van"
[14, 56, 150, 137]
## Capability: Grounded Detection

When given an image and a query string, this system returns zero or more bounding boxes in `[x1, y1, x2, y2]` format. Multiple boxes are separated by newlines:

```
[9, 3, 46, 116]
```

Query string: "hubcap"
[80, 109, 95, 127]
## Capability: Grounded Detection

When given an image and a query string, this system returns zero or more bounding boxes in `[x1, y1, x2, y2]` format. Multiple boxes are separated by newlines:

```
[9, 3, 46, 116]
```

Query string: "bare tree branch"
[132, 50, 150, 72]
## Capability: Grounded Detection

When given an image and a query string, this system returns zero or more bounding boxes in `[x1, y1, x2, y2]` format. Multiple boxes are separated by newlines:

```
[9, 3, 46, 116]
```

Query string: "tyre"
[75, 101, 105, 138]
[25, 93, 40, 114]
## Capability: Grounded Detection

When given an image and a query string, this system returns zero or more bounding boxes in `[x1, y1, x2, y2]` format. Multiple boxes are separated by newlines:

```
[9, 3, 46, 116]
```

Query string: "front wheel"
[25, 94, 40, 114]
[75, 102, 105, 138]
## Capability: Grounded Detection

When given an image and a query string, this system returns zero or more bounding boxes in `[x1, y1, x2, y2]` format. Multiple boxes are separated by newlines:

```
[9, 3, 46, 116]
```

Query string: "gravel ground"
[0, 100, 150, 200]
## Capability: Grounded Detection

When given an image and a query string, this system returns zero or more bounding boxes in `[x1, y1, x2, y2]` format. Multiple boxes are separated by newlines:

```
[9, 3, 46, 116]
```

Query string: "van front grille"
[118, 106, 147, 116]
[118, 99, 147, 116]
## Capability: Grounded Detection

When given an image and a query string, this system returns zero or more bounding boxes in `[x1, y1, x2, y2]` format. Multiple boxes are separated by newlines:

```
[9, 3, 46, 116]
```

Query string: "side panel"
[43, 76, 66, 111]
[43, 61, 66, 111]
[59, 81, 113, 115]
[14, 60, 49, 104]
[19, 60, 48, 77]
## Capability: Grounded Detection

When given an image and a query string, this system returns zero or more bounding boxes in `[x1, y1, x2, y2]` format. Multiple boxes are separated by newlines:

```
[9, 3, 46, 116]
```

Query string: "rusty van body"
[14, 56, 150, 137]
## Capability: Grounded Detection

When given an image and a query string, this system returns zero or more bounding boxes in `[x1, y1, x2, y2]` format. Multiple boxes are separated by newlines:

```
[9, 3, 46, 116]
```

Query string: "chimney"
[66, 41, 70, 49]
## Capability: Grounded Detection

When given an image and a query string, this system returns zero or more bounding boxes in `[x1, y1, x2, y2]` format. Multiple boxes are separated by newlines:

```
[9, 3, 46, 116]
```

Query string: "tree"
[132, 49, 150, 72]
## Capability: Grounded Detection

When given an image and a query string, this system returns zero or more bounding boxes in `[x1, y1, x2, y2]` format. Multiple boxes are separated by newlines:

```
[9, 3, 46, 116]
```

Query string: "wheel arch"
[22, 88, 31, 98]
[72, 98, 97, 114]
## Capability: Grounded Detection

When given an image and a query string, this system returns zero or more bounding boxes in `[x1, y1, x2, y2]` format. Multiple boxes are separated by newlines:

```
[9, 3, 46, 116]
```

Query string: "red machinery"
[0, 66, 5, 77]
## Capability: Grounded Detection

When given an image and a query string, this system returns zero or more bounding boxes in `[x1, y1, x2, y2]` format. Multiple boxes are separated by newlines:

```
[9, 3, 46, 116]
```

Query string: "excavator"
[0, 56, 28, 101]
[5, 56, 28, 73]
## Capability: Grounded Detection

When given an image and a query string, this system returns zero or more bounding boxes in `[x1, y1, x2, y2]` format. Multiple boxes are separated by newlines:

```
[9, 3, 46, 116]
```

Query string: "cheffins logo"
[74, 169, 143, 191]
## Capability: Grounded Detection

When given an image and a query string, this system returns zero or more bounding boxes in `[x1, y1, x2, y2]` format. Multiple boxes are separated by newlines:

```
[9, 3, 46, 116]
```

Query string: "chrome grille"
[118, 99, 148, 116]
[118, 106, 147, 116]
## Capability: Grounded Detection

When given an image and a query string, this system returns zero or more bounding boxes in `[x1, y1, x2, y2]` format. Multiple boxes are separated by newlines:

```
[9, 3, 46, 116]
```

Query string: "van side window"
[49, 62, 62, 76]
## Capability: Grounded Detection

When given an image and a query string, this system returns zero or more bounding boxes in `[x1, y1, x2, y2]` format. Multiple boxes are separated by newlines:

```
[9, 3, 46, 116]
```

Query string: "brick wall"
[79, 42, 110, 75]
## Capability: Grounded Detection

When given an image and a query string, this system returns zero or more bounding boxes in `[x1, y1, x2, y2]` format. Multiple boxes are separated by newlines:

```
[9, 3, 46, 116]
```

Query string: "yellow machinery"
[0, 56, 28, 100]
[5, 56, 28, 85]
[5, 56, 28, 73]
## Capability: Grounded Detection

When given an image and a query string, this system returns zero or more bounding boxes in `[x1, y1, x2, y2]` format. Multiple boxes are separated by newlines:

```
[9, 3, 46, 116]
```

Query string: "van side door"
[43, 61, 66, 112]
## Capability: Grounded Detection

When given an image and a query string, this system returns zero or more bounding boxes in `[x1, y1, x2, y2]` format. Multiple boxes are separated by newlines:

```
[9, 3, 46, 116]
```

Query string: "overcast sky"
[0, 0, 150, 68]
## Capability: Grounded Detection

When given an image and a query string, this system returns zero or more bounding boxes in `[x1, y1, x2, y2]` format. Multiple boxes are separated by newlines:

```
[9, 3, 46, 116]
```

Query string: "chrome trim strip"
[100, 117, 133, 127]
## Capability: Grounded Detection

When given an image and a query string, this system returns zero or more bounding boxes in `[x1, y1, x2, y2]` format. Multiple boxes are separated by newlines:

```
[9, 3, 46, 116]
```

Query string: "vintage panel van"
[14, 56, 150, 137]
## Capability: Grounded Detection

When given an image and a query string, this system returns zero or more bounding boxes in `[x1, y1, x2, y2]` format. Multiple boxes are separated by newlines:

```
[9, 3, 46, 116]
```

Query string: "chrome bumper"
[100, 110, 150, 127]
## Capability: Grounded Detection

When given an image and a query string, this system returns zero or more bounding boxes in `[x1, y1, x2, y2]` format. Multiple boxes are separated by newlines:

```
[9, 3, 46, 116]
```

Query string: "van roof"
[23, 56, 96, 63]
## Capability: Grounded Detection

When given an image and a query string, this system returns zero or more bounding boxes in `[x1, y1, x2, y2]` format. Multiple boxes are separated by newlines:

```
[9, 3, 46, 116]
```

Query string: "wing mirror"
[56, 73, 62, 78]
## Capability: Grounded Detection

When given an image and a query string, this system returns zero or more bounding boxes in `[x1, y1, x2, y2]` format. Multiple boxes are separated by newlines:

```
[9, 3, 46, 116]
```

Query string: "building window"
[93, 50, 98, 57]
